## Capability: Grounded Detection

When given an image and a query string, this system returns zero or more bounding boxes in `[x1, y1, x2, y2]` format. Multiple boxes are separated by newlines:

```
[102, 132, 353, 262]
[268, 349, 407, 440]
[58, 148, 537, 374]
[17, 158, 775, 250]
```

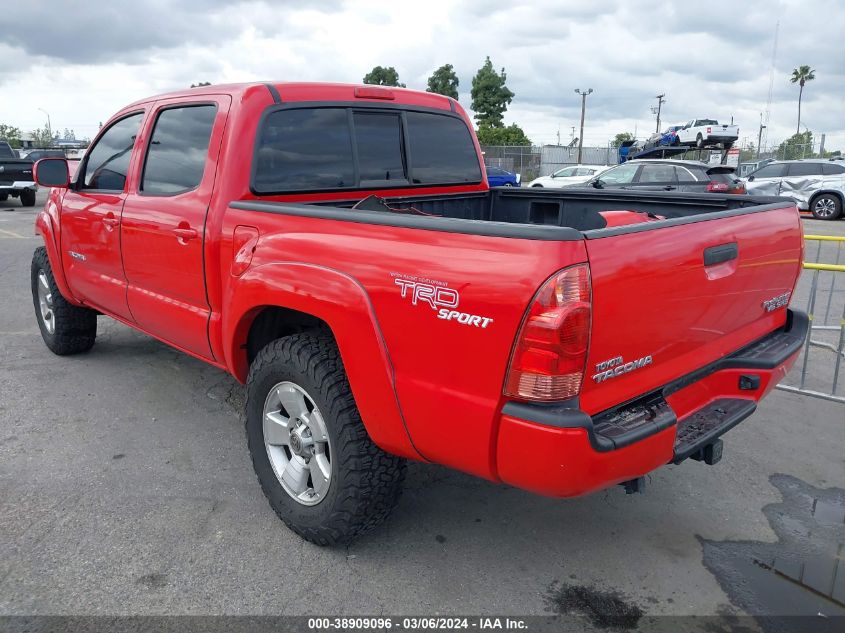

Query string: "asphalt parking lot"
[1, 191, 844, 627]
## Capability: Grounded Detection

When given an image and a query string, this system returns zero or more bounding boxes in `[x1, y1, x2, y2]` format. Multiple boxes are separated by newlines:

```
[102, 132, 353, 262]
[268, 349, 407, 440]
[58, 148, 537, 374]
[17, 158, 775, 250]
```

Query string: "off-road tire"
[245, 331, 406, 545]
[810, 194, 842, 221]
[31, 247, 97, 355]
[20, 189, 36, 207]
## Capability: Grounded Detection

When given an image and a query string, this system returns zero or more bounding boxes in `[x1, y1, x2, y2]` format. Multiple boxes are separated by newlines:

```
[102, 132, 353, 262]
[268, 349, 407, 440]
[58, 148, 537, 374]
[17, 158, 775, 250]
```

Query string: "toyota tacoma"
[30, 82, 807, 544]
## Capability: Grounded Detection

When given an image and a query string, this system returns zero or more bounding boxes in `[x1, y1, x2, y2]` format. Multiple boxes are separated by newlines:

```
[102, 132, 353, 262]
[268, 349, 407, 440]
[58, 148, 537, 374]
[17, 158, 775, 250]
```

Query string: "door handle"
[102, 213, 119, 228]
[663, 185, 676, 191]
[172, 227, 198, 241]
[703, 242, 738, 266]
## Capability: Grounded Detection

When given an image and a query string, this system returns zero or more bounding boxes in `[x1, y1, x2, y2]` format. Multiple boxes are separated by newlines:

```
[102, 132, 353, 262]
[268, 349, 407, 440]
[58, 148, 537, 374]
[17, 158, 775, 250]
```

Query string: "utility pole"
[574, 88, 593, 164]
[756, 112, 766, 159]
[653, 94, 666, 133]
[37, 107, 52, 146]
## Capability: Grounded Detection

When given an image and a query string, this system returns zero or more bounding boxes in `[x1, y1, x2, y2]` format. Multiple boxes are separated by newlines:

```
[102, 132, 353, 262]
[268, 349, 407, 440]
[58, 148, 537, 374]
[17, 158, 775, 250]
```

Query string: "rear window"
[253, 107, 480, 193]
[254, 108, 355, 192]
[404, 111, 481, 185]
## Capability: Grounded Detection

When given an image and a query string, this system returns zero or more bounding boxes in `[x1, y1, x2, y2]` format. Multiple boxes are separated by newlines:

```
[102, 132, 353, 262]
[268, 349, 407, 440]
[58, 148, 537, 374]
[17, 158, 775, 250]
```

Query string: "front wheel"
[31, 247, 97, 355]
[245, 331, 406, 545]
[20, 189, 36, 207]
[696, 134, 705, 149]
[810, 194, 842, 220]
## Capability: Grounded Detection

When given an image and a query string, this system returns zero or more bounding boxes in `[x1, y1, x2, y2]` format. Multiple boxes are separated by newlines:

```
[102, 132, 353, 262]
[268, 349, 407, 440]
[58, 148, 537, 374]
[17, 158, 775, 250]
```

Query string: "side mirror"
[34, 158, 70, 188]
[747, 175, 755, 182]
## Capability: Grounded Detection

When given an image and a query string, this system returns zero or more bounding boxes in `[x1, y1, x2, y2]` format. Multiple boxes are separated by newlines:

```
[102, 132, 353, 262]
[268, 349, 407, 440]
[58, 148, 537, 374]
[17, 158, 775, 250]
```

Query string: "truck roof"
[122, 81, 457, 113]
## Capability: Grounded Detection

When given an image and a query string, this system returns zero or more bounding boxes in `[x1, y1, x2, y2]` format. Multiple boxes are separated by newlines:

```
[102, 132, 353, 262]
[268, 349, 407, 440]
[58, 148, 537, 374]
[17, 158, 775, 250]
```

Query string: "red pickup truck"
[31, 82, 807, 545]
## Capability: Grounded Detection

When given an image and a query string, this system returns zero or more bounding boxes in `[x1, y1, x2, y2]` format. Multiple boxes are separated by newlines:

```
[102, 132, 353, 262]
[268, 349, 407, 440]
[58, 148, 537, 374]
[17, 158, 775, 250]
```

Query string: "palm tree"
[790, 65, 816, 135]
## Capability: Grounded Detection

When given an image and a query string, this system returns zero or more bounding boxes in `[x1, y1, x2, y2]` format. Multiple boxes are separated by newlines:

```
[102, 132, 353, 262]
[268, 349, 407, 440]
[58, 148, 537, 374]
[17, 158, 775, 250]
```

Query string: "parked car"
[577, 159, 746, 194]
[485, 166, 520, 187]
[527, 164, 607, 188]
[744, 159, 845, 220]
[676, 119, 739, 149]
[0, 141, 36, 206]
[31, 82, 806, 545]
[643, 125, 683, 150]
[22, 149, 66, 163]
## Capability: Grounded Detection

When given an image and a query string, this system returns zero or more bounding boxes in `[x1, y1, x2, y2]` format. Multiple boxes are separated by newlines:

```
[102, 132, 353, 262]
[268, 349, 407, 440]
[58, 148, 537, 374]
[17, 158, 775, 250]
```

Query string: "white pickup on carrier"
[676, 119, 739, 149]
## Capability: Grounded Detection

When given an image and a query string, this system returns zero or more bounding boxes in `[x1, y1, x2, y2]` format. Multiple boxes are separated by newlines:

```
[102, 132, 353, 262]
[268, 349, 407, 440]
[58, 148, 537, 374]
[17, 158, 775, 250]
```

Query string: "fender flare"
[34, 204, 83, 307]
[223, 262, 423, 461]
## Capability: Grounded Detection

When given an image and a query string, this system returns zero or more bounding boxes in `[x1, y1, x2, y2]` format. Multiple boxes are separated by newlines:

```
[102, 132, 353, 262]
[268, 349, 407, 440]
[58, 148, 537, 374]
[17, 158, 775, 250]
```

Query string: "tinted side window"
[141, 105, 217, 195]
[254, 108, 354, 192]
[752, 164, 786, 178]
[405, 112, 481, 184]
[599, 163, 639, 184]
[675, 167, 697, 182]
[787, 163, 823, 177]
[638, 164, 676, 183]
[353, 112, 406, 185]
[82, 113, 143, 190]
[823, 163, 845, 175]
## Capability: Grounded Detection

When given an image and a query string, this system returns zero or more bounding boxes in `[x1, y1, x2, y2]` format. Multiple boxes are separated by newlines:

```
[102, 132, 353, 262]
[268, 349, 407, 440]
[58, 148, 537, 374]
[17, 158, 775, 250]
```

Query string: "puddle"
[700, 474, 845, 633]
[544, 581, 643, 630]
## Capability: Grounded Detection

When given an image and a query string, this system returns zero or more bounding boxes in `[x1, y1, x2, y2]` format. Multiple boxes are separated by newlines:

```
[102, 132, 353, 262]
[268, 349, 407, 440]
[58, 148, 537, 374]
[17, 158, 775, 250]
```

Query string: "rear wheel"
[810, 194, 842, 220]
[0, 193, 8, 202]
[20, 189, 36, 207]
[245, 331, 406, 545]
[31, 247, 97, 355]
[723, 142, 733, 151]
[696, 134, 705, 149]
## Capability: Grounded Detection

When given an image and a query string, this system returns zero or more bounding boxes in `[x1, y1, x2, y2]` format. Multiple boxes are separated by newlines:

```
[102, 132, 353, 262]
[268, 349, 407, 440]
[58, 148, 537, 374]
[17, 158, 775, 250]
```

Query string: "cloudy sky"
[1, 0, 843, 151]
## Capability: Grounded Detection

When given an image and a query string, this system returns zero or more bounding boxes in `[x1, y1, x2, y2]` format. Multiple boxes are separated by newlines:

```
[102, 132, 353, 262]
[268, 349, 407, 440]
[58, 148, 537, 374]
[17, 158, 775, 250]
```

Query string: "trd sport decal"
[391, 273, 494, 329]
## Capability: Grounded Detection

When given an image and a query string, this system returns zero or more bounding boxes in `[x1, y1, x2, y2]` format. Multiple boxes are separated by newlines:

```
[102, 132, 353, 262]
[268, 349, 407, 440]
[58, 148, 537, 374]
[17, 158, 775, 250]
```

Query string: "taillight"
[505, 264, 591, 401]
[706, 180, 729, 193]
[706, 126, 712, 134]
[730, 182, 747, 194]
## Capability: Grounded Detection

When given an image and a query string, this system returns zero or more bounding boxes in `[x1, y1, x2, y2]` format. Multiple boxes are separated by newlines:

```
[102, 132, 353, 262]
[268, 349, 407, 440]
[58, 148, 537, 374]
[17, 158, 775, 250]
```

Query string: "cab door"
[120, 97, 230, 359]
[60, 111, 145, 320]
[746, 163, 786, 196]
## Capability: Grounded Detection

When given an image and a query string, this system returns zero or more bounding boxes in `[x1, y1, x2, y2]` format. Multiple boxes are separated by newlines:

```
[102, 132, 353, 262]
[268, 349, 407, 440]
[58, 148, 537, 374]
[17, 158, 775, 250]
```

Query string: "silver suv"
[744, 159, 845, 220]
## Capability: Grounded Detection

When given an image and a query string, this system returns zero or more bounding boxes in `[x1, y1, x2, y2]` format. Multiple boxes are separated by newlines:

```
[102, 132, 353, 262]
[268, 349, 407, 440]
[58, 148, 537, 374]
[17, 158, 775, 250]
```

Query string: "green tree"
[363, 66, 405, 87]
[475, 123, 531, 146]
[739, 142, 757, 162]
[470, 57, 514, 128]
[611, 132, 634, 148]
[777, 131, 814, 160]
[0, 124, 23, 148]
[191, 82, 211, 88]
[426, 64, 459, 99]
[789, 65, 816, 135]
[30, 126, 56, 148]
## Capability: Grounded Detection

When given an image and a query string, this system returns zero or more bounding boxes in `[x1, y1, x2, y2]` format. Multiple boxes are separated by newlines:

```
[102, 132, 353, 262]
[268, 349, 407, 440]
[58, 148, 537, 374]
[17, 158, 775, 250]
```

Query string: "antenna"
[762, 20, 779, 152]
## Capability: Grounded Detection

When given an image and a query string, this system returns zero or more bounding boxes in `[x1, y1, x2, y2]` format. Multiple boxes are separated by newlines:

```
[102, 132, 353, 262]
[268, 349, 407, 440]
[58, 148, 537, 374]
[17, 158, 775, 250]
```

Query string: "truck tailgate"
[579, 205, 802, 415]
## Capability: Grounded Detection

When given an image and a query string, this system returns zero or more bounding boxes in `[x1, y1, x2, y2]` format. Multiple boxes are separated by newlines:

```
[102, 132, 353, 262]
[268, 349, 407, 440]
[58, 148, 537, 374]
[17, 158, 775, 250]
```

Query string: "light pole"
[37, 108, 52, 146]
[574, 88, 593, 164]
[756, 113, 766, 159]
[653, 94, 666, 133]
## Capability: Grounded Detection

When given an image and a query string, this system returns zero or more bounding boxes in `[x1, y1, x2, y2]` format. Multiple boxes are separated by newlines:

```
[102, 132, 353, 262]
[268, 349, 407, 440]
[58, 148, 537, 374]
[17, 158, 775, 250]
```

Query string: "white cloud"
[1, 0, 842, 151]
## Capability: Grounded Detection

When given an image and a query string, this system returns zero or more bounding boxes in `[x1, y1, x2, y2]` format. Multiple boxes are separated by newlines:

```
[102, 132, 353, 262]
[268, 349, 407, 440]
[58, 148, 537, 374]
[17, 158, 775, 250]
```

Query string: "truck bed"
[237, 188, 791, 237]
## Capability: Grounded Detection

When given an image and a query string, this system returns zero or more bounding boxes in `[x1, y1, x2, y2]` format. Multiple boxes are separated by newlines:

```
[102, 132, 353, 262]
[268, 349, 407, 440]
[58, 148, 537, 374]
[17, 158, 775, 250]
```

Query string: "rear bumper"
[0, 181, 37, 192]
[495, 309, 808, 497]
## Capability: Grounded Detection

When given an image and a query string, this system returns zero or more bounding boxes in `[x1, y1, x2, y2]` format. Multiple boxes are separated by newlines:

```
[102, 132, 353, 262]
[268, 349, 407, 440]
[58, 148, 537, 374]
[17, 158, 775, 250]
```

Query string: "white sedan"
[528, 164, 609, 188]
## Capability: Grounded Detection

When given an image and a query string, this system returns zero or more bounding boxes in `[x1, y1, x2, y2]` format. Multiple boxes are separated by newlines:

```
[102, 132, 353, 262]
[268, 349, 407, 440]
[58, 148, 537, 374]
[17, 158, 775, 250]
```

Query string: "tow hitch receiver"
[690, 439, 724, 465]
[621, 477, 647, 494]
